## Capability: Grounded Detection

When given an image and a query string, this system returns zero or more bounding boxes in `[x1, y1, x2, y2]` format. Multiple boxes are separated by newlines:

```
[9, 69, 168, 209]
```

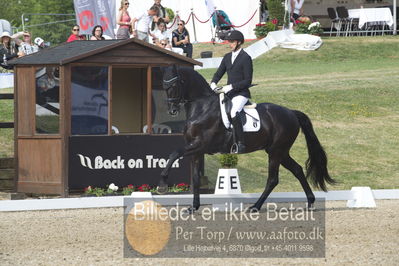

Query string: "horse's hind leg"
[281, 155, 315, 208]
[250, 150, 283, 212]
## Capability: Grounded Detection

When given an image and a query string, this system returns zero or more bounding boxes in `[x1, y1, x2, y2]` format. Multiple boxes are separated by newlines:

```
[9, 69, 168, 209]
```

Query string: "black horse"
[158, 65, 336, 212]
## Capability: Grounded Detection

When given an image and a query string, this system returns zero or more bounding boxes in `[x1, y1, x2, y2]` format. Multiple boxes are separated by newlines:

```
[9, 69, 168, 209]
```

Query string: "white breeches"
[231, 95, 248, 118]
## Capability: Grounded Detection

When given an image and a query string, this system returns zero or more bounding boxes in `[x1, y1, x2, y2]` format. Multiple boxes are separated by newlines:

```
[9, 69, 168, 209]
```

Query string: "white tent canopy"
[119, 0, 260, 42]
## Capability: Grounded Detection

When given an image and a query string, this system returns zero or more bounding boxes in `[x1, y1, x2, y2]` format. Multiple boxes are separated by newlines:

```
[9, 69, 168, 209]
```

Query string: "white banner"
[204, 0, 216, 15]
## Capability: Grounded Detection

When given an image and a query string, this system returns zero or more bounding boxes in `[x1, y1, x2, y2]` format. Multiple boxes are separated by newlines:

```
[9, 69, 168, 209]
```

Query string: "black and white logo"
[77, 154, 181, 170]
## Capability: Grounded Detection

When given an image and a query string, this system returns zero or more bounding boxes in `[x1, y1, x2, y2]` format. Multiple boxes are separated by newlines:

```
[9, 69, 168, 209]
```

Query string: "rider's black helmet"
[225, 30, 244, 44]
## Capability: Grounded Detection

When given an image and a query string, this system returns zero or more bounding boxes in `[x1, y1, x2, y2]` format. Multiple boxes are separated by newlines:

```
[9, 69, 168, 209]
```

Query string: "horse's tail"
[293, 110, 336, 192]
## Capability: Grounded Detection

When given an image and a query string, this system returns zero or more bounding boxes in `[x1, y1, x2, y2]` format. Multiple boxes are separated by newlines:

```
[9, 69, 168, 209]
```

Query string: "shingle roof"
[9, 38, 202, 66]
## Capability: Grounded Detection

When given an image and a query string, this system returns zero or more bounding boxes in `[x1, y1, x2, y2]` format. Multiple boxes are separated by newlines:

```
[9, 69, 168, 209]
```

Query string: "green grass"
[36, 116, 60, 134]
[197, 36, 399, 192]
[0, 87, 14, 158]
[192, 40, 257, 59]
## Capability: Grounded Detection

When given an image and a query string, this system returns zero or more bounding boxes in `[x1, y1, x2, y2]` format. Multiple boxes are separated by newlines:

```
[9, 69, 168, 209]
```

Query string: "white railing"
[1, 187, 398, 212]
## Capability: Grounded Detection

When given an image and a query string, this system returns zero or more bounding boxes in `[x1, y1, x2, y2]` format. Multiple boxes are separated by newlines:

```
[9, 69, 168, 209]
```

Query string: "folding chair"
[327, 7, 340, 36]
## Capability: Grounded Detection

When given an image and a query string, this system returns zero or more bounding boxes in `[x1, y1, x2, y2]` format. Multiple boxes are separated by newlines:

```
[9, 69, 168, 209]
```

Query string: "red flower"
[271, 18, 278, 25]
[128, 184, 134, 189]
[295, 20, 301, 24]
[138, 184, 150, 192]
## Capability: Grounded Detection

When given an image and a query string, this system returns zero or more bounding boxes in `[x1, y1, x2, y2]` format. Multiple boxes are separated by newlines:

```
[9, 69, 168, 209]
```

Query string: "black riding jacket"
[211, 49, 253, 98]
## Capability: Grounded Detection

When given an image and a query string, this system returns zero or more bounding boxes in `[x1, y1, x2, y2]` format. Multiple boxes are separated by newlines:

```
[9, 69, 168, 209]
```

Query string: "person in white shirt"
[18, 31, 39, 56]
[151, 22, 184, 55]
[131, 5, 159, 42]
[151, 20, 169, 45]
[291, 0, 304, 21]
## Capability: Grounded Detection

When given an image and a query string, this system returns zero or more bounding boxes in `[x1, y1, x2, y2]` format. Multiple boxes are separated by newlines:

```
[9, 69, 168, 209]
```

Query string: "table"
[348, 8, 393, 29]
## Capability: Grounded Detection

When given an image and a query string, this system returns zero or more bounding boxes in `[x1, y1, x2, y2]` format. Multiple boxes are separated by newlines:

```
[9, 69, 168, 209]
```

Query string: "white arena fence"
[0, 188, 398, 212]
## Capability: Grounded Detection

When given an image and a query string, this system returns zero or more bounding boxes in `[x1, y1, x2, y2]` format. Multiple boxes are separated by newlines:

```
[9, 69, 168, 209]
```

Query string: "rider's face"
[228, 40, 238, 51]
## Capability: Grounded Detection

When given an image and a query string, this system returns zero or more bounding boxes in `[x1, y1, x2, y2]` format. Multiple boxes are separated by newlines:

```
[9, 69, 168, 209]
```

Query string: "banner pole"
[394, 0, 397, 35]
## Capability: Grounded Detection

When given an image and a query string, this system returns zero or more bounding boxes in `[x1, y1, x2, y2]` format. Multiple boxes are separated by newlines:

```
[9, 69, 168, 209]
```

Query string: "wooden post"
[146, 66, 152, 134]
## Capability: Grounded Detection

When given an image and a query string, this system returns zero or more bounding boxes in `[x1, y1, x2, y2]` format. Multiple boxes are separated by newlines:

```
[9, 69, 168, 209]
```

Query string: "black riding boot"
[231, 114, 246, 154]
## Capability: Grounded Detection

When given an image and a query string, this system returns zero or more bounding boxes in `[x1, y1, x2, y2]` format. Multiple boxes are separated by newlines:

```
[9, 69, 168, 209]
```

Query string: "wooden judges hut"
[10, 38, 202, 196]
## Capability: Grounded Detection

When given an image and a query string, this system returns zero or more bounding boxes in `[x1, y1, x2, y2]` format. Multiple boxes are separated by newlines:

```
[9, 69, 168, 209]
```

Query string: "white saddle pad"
[219, 94, 261, 132]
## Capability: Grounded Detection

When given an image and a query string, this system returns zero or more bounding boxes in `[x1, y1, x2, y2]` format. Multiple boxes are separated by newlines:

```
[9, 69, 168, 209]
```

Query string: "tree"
[0, 0, 75, 45]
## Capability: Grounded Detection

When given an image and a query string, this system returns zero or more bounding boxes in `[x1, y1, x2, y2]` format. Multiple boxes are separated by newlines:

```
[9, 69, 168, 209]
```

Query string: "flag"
[204, 0, 216, 15]
[74, 0, 116, 38]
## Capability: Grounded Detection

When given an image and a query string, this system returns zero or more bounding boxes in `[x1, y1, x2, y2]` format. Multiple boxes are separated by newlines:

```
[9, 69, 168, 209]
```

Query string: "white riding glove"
[214, 84, 233, 94]
[210, 82, 217, 90]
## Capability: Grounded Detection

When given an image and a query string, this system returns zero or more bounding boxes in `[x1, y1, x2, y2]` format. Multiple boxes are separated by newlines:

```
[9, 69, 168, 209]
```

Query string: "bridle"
[162, 72, 187, 105]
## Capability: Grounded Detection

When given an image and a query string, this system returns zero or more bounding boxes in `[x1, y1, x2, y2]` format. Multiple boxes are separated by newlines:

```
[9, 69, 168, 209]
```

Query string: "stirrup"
[230, 142, 246, 154]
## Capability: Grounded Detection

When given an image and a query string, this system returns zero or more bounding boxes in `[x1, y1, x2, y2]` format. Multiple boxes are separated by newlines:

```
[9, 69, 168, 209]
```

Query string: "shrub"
[169, 183, 190, 192]
[84, 186, 105, 196]
[92, 187, 105, 197]
[106, 183, 119, 194]
[219, 154, 238, 168]
[267, 0, 285, 26]
[295, 21, 324, 35]
[138, 184, 151, 192]
[122, 184, 135, 195]
[165, 7, 175, 22]
[254, 21, 277, 38]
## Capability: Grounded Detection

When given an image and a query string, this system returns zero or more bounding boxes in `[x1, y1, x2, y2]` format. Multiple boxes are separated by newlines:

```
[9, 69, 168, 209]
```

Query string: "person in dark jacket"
[151, 0, 170, 31]
[172, 20, 193, 58]
[0, 31, 20, 70]
[211, 30, 253, 153]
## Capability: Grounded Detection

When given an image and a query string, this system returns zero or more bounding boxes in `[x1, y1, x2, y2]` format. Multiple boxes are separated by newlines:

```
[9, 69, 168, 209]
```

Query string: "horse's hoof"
[248, 205, 259, 213]
[307, 202, 315, 211]
[184, 206, 197, 215]
[156, 186, 168, 194]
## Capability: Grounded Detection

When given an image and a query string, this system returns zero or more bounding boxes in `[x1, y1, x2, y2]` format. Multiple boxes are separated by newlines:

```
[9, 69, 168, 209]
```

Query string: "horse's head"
[162, 65, 184, 116]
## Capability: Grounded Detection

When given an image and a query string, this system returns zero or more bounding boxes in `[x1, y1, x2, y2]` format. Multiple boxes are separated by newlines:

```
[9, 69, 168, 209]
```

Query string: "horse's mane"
[179, 66, 214, 96]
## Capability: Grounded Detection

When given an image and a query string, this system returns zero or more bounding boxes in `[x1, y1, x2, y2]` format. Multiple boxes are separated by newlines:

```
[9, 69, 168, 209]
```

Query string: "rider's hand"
[214, 87, 224, 94]
[214, 84, 233, 94]
[221, 84, 233, 93]
[210, 82, 217, 90]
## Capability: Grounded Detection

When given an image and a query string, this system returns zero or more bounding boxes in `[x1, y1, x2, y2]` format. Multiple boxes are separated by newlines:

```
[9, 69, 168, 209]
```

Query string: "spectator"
[152, 21, 169, 46]
[116, 0, 131, 39]
[0, 31, 20, 69]
[159, 39, 170, 49]
[34, 37, 47, 49]
[131, 5, 159, 42]
[90, 25, 105, 40]
[172, 20, 193, 58]
[291, 0, 304, 21]
[67, 25, 85, 42]
[18, 31, 39, 56]
[151, 0, 170, 31]
[260, 0, 269, 22]
[161, 39, 184, 55]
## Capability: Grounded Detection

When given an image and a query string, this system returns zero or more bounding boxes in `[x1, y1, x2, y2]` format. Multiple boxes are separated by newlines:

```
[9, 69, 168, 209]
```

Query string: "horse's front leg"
[189, 154, 203, 213]
[158, 139, 202, 193]
[158, 148, 185, 193]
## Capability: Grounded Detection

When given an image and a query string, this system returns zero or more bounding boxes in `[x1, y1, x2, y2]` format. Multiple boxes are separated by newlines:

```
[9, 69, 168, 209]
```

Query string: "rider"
[210, 30, 253, 154]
